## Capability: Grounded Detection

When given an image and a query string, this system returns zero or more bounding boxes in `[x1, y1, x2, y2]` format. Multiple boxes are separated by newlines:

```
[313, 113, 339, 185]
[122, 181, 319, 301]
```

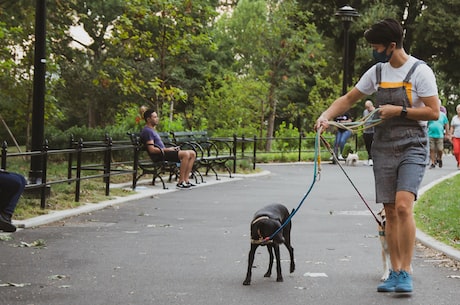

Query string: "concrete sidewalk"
[1, 160, 459, 305]
[0, 160, 460, 305]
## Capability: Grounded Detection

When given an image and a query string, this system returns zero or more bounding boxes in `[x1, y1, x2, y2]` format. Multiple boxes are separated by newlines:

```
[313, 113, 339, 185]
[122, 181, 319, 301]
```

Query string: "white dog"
[377, 208, 391, 281]
[345, 153, 359, 166]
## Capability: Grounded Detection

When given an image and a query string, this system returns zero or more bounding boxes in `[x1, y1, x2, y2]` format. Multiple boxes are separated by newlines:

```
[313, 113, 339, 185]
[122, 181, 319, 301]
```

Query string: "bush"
[273, 122, 300, 152]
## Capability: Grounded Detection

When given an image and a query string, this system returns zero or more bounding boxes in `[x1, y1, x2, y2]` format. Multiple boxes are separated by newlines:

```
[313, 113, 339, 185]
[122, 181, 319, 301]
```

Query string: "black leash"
[320, 136, 383, 227]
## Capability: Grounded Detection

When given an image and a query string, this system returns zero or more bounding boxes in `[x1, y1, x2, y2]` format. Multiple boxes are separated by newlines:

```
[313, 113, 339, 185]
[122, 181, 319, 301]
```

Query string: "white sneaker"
[368, 159, 373, 166]
[338, 154, 344, 161]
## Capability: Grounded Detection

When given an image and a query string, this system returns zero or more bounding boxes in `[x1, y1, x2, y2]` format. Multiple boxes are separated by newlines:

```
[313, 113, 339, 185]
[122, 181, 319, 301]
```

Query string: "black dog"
[243, 204, 295, 285]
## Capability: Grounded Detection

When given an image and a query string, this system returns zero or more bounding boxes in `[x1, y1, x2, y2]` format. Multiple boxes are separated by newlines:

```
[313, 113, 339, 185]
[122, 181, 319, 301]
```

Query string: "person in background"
[427, 104, 450, 168]
[332, 112, 352, 161]
[140, 109, 197, 189]
[135, 105, 148, 129]
[363, 100, 375, 166]
[315, 19, 439, 293]
[0, 170, 26, 232]
[450, 104, 460, 169]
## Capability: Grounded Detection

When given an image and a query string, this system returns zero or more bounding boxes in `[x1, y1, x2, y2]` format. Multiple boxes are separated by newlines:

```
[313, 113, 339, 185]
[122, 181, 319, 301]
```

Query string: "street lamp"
[335, 5, 359, 95]
[30, 0, 47, 184]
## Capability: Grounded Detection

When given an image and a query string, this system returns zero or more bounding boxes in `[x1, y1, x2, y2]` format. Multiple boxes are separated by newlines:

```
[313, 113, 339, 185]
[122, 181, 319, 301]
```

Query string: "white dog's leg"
[381, 249, 390, 281]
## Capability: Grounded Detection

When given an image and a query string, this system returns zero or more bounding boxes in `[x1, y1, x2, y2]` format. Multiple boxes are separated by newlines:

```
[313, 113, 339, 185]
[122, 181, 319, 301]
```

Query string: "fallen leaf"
[18, 239, 47, 248]
[303, 272, 328, 278]
[0, 282, 31, 287]
[49, 274, 67, 280]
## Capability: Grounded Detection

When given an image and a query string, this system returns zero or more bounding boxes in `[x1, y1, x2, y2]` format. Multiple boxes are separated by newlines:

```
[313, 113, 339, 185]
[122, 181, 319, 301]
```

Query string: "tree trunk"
[265, 83, 277, 151]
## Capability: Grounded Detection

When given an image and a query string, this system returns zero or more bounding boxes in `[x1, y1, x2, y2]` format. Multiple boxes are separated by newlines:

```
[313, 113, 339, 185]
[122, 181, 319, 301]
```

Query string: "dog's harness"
[250, 216, 274, 245]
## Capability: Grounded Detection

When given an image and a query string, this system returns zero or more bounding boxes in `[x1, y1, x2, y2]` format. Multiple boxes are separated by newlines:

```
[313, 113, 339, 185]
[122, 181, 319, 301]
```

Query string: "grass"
[415, 174, 460, 250]
[14, 175, 136, 220]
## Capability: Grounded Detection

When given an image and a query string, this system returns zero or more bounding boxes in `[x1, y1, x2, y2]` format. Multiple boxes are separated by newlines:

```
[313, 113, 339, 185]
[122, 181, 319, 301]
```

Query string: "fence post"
[1, 141, 7, 169]
[253, 135, 257, 170]
[40, 140, 49, 209]
[104, 135, 112, 196]
[75, 138, 83, 202]
[232, 134, 237, 174]
[298, 134, 302, 162]
[67, 134, 74, 184]
[132, 135, 139, 189]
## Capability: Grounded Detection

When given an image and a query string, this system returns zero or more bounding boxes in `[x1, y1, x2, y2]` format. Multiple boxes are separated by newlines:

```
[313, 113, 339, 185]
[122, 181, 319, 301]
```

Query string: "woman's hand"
[378, 104, 401, 120]
[315, 115, 329, 132]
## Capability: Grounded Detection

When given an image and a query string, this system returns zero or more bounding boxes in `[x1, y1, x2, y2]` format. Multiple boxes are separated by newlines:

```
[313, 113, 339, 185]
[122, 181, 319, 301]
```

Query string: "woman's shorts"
[372, 127, 428, 204]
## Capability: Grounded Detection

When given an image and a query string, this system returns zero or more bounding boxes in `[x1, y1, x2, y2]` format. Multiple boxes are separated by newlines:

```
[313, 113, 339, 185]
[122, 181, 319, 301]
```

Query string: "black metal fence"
[1, 133, 361, 209]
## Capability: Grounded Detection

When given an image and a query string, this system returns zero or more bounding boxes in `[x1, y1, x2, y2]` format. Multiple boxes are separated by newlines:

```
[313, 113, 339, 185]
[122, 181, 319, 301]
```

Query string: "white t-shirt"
[451, 115, 460, 138]
[356, 56, 438, 126]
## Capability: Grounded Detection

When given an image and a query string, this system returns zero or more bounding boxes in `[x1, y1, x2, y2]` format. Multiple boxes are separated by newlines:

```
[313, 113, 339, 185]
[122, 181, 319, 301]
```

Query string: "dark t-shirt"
[139, 126, 180, 162]
[335, 113, 351, 131]
[140, 126, 165, 148]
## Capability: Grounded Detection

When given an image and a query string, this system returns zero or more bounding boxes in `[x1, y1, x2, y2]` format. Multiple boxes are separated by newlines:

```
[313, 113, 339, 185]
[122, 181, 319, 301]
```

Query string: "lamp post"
[335, 5, 359, 95]
[30, 0, 46, 184]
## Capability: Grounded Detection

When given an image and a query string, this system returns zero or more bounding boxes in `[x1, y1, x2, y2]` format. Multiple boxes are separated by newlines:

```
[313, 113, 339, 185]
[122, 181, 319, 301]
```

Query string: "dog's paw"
[276, 277, 284, 282]
[264, 271, 271, 278]
[381, 271, 390, 281]
[290, 263, 295, 273]
[242, 279, 251, 286]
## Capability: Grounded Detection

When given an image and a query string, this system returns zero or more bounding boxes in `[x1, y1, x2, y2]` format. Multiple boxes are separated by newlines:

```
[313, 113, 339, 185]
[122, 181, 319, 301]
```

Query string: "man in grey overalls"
[315, 19, 439, 293]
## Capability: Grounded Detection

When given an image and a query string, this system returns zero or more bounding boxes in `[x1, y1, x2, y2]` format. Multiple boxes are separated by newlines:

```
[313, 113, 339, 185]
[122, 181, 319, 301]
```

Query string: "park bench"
[128, 132, 179, 189]
[171, 131, 235, 180]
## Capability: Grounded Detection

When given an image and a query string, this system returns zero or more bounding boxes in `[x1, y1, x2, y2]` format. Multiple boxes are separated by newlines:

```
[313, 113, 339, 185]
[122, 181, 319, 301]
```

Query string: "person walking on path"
[0, 170, 26, 232]
[332, 112, 352, 161]
[428, 104, 450, 168]
[363, 100, 375, 166]
[315, 18, 439, 293]
[450, 104, 460, 169]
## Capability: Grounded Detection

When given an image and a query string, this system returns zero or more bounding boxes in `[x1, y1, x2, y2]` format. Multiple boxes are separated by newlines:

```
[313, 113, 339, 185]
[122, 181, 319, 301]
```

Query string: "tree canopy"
[0, 0, 459, 149]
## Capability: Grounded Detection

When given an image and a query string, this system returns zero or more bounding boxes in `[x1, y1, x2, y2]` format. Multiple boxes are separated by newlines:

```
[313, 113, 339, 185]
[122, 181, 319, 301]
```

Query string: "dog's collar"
[251, 216, 269, 225]
[251, 216, 273, 245]
[251, 237, 273, 245]
[379, 230, 385, 237]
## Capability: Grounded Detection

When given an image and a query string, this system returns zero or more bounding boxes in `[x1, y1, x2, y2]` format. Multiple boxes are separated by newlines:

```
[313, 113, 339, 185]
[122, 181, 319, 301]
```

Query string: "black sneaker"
[185, 181, 196, 187]
[0, 213, 16, 233]
[176, 182, 191, 190]
[429, 164, 435, 169]
[437, 159, 443, 168]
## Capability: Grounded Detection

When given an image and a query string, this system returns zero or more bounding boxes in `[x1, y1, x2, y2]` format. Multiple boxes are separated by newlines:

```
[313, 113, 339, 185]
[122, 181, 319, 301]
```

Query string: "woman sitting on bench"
[140, 109, 196, 189]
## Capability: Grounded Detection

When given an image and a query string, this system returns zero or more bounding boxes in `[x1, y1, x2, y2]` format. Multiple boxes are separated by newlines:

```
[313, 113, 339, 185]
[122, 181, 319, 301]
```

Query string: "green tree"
[0, 1, 62, 148]
[220, 0, 324, 150]
[111, 0, 218, 128]
[411, 0, 460, 110]
[49, 0, 126, 128]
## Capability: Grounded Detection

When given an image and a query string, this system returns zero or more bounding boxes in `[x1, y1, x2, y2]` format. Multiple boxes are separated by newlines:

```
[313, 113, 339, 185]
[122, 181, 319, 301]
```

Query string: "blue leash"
[266, 129, 322, 242]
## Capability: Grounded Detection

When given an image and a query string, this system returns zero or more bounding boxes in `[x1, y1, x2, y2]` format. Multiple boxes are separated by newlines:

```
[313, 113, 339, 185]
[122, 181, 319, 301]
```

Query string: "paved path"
[1, 156, 459, 305]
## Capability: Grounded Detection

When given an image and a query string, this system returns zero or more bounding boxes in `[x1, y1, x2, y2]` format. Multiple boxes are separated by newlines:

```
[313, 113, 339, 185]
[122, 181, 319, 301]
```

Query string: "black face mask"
[372, 46, 393, 63]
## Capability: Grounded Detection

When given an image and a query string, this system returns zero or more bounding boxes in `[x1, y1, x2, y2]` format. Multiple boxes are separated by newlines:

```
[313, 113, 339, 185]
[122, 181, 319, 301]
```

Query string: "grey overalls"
[371, 60, 429, 203]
